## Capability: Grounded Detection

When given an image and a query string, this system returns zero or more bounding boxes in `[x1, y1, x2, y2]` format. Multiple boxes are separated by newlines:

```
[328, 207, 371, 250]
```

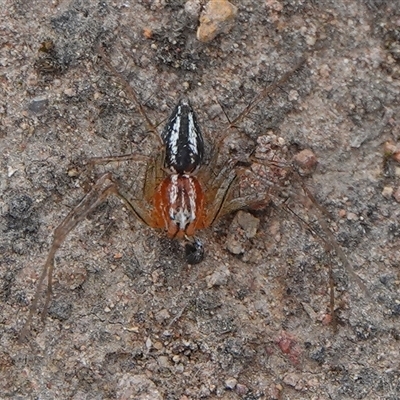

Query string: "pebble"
[67, 168, 79, 177]
[143, 27, 153, 39]
[236, 210, 260, 239]
[197, 0, 238, 43]
[66, 266, 88, 290]
[125, 326, 139, 333]
[48, 301, 72, 321]
[172, 354, 181, 363]
[293, 149, 318, 175]
[235, 383, 248, 395]
[7, 166, 18, 177]
[382, 186, 393, 199]
[206, 266, 231, 288]
[28, 96, 48, 114]
[288, 89, 299, 101]
[146, 337, 152, 349]
[153, 341, 163, 350]
[226, 211, 260, 255]
[392, 151, 400, 164]
[319, 63, 331, 78]
[225, 377, 237, 389]
[283, 372, 300, 387]
[155, 308, 171, 323]
[157, 356, 170, 368]
[384, 140, 400, 163]
[242, 248, 262, 263]
[346, 212, 358, 221]
[184, 0, 201, 19]
[64, 87, 76, 97]
[226, 236, 244, 255]
[116, 374, 162, 400]
[175, 363, 184, 373]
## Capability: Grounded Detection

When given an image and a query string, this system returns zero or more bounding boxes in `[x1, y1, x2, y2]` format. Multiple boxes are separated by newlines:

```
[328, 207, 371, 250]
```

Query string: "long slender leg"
[211, 56, 308, 154]
[97, 44, 163, 146]
[82, 154, 152, 187]
[199, 158, 236, 197]
[99, 153, 164, 219]
[20, 173, 120, 341]
[228, 57, 307, 130]
[220, 194, 271, 218]
[114, 187, 158, 228]
[202, 160, 277, 227]
[199, 58, 308, 206]
[88, 154, 151, 165]
[293, 171, 368, 294]
[201, 165, 237, 227]
[143, 151, 165, 203]
[88, 45, 167, 199]
[329, 260, 338, 333]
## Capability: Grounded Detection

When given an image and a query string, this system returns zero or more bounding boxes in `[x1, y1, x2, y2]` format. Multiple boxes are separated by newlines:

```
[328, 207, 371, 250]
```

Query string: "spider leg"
[88, 153, 151, 166]
[292, 171, 368, 294]
[82, 154, 152, 185]
[107, 150, 164, 222]
[220, 194, 271, 218]
[201, 157, 278, 227]
[201, 163, 238, 227]
[228, 57, 307, 130]
[97, 43, 162, 146]
[143, 151, 165, 203]
[114, 188, 157, 228]
[208, 56, 308, 156]
[20, 173, 121, 341]
[200, 57, 307, 187]
[203, 174, 276, 229]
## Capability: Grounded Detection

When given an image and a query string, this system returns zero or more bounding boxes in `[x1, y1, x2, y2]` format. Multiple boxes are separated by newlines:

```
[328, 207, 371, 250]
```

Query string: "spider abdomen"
[161, 98, 204, 174]
[152, 174, 205, 238]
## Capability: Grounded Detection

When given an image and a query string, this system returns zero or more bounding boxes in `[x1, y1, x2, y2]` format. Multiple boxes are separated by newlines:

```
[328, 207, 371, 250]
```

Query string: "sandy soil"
[1, 0, 400, 399]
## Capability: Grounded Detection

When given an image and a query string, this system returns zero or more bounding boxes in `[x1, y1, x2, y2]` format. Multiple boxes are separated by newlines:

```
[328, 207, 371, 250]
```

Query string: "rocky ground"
[1, 0, 400, 399]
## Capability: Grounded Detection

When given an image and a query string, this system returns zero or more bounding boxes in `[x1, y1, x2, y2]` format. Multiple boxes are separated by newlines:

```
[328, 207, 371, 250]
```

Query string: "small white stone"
[225, 377, 237, 389]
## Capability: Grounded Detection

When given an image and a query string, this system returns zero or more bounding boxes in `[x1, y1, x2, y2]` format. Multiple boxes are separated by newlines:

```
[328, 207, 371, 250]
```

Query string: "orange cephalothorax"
[152, 174, 205, 238]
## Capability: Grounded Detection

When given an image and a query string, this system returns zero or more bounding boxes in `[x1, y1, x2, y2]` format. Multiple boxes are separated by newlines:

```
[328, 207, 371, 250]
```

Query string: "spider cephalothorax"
[152, 172, 205, 238]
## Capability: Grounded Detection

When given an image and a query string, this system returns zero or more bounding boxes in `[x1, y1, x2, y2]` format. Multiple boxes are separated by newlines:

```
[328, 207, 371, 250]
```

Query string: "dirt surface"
[1, 1, 400, 399]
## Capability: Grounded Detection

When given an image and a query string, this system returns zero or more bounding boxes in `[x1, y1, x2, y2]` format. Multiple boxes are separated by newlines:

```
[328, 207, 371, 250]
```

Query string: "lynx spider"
[20, 46, 364, 340]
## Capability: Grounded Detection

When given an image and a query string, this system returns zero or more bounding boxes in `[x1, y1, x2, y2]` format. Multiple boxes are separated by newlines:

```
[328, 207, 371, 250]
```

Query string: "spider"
[20, 47, 362, 340]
